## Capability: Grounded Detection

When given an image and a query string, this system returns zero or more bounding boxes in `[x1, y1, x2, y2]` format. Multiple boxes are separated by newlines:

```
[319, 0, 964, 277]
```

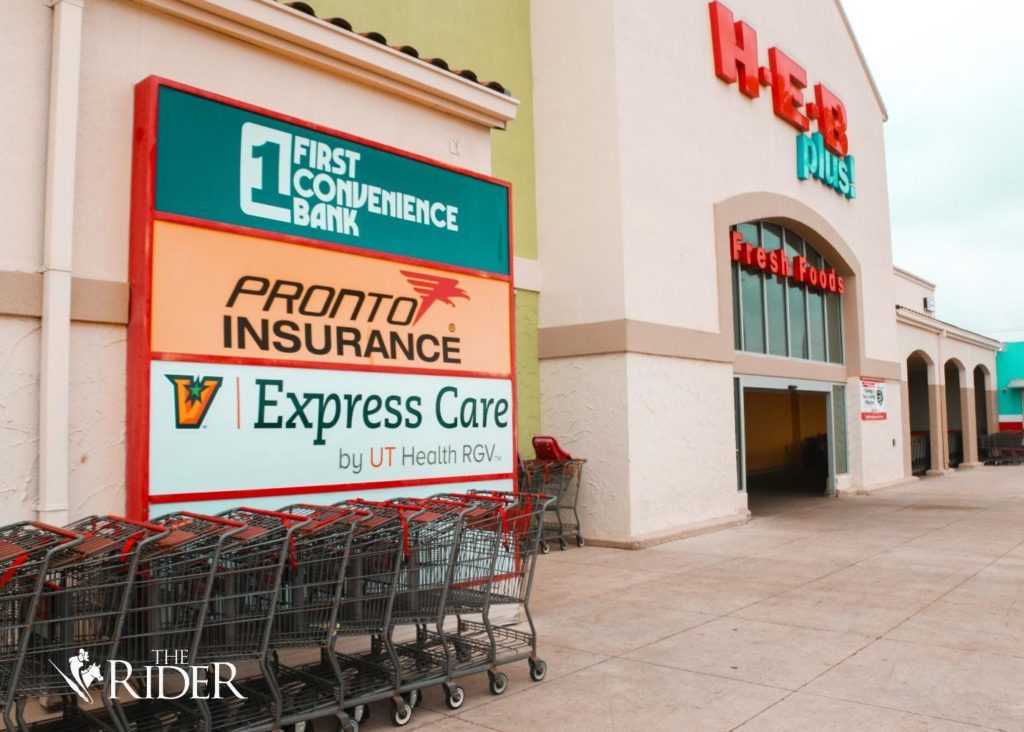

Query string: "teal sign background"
[154, 87, 510, 274]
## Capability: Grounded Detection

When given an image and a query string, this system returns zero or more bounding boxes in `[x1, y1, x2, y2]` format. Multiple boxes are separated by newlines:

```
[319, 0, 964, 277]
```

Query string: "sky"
[841, 1, 1024, 342]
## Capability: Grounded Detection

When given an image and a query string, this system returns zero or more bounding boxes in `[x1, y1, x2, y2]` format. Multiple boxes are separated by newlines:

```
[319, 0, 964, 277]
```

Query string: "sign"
[708, 1, 856, 199]
[128, 78, 514, 518]
[860, 379, 887, 421]
[730, 231, 845, 295]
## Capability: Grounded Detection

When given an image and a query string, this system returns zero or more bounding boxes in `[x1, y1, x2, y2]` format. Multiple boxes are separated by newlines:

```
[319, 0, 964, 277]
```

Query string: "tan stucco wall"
[893, 269, 935, 311]
[532, 0, 902, 539]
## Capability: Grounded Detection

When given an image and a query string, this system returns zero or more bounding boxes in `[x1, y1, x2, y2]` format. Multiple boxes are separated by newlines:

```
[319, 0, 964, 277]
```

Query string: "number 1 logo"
[240, 122, 293, 223]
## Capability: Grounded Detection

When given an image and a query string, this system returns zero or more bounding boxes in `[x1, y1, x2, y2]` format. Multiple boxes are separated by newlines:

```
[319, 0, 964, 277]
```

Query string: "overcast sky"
[841, 1, 1024, 342]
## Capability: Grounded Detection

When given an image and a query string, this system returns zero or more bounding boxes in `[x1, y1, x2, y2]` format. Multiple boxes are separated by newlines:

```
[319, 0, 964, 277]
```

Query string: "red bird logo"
[401, 270, 470, 324]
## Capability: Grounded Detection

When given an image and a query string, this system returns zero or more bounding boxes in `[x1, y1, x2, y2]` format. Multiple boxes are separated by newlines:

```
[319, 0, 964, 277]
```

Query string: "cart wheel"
[403, 689, 421, 708]
[488, 671, 508, 696]
[529, 659, 548, 682]
[576, 536, 586, 547]
[345, 705, 369, 724]
[444, 685, 466, 710]
[559, 538, 568, 551]
[390, 700, 413, 727]
[338, 719, 359, 732]
[540, 541, 550, 555]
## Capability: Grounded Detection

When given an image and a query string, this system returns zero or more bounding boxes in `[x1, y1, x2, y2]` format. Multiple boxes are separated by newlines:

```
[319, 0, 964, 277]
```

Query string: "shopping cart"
[523, 436, 586, 552]
[5, 516, 177, 731]
[221, 503, 370, 732]
[1, 523, 84, 731]
[313, 498, 469, 727]
[191, 507, 311, 732]
[456, 489, 554, 688]
[102, 511, 249, 732]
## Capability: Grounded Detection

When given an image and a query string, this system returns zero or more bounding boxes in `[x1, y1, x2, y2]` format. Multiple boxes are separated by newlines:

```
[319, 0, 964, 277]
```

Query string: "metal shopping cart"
[5, 516, 176, 732]
[334, 498, 469, 726]
[1, 523, 84, 731]
[458, 489, 554, 687]
[221, 503, 370, 732]
[192, 507, 311, 732]
[523, 436, 586, 553]
[102, 511, 249, 732]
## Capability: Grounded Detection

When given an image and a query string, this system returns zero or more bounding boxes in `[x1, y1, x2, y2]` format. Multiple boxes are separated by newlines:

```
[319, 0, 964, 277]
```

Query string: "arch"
[944, 360, 965, 467]
[944, 357, 967, 378]
[714, 192, 867, 378]
[974, 364, 992, 440]
[906, 351, 934, 476]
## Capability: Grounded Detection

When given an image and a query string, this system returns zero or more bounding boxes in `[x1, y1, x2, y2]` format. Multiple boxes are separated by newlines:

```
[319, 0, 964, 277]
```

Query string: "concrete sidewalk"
[369, 465, 1024, 731]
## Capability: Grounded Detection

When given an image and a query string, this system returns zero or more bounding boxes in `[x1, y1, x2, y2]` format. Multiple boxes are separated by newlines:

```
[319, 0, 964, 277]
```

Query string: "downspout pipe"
[38, 0, 83, 525]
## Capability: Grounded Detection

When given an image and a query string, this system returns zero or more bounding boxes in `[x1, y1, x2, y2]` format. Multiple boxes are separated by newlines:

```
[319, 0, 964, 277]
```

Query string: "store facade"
[0, 0, 1003, 541]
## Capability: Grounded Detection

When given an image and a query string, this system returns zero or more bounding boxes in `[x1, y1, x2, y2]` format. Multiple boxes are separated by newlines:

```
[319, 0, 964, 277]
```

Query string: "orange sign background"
[151, 220, 512, 375]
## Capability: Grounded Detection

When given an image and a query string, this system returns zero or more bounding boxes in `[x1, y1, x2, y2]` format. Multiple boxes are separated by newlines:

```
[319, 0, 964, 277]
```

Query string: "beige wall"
[532, 0, 903, 539]
[0, 0, 511, 523]
[893, 268, 935, 311]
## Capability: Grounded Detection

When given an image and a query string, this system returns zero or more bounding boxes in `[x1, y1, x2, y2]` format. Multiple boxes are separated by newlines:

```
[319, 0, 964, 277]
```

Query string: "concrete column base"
[956, 461, 983, 469]
[926, 468, 948, 477]
[586, 509, 750, 550]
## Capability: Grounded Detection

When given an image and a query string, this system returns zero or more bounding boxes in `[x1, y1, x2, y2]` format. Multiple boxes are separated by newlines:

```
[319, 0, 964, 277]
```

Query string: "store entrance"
[743, 387, 830, 515]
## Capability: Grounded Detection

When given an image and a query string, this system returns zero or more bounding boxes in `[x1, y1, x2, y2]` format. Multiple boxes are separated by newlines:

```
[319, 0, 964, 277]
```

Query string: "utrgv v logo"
[51, 649, 103, 704]
[166, 375, 222, 429]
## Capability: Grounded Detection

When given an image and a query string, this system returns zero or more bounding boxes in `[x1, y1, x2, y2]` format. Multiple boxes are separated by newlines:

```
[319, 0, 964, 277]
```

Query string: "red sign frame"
[126, 76, 517, 519]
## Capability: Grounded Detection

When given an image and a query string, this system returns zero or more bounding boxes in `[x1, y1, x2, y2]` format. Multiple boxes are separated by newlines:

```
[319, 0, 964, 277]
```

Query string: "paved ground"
[365, 465, 1024, 731]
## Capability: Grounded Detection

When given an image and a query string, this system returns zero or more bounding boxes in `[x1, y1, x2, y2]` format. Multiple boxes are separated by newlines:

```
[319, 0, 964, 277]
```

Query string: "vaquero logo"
[53, 649, 245, 701]
[238, 122, 460, 237]
[51, 649, 103, 704]
[166, 375, 222, 428]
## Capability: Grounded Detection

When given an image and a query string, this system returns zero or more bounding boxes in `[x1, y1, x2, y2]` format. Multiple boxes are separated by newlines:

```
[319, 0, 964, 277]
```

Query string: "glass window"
[825, 292, 843, 364]
[732, 221, 843, 365]
[832, 385, 848, 474]
[784, 230, 808, 359]
[732, 262, 741, 349]
[736, 223, 765, 353]
[762, 223, 787, 357]
[807, 250, 827, 362]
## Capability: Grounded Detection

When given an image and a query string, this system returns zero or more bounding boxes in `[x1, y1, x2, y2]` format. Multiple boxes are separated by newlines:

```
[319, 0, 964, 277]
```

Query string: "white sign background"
[149, 361, 513, 498]
[860, 379, 888, 421]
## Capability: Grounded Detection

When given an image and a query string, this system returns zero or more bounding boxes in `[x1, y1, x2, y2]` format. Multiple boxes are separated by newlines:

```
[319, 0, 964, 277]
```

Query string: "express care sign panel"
[127, 78, 514, 518]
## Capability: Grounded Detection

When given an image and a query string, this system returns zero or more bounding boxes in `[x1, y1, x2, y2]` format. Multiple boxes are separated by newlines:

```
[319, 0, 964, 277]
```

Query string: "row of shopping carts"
[0, 490, 553, 732]
[978, 430, 1024, 465]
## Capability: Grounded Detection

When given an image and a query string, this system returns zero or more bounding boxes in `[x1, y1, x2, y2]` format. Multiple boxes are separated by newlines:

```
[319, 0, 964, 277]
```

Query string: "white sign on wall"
[860, 379, 887, 421]
[148, 361, 514, 506]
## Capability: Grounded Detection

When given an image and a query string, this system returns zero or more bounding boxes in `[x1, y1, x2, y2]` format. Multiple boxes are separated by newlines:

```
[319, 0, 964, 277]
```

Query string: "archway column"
[960, 384, 981, 467]
[901, 379, 912, 477]
[928, 374, 945, 475]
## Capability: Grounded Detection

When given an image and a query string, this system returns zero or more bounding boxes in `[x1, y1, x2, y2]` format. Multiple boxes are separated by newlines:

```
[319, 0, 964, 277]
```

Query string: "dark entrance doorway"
[907, 352, 932, 476]
[743, 388, 828, 515]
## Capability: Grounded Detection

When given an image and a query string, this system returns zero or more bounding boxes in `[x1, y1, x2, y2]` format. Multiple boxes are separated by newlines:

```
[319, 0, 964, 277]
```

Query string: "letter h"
[709, 1, 760, 99]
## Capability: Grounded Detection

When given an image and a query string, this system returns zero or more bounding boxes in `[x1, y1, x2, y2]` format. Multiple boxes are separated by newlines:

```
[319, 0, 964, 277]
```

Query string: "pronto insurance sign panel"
[127, 78, 515, 519]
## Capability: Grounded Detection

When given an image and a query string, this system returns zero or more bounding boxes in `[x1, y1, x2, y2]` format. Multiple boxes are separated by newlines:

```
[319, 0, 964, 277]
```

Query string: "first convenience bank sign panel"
[127, 78, 514, 519]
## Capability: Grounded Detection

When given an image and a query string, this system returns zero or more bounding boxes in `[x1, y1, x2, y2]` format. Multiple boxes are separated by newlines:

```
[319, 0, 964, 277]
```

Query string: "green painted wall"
[305, 0, 541, 455]
[996, 341, 1024, 419]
